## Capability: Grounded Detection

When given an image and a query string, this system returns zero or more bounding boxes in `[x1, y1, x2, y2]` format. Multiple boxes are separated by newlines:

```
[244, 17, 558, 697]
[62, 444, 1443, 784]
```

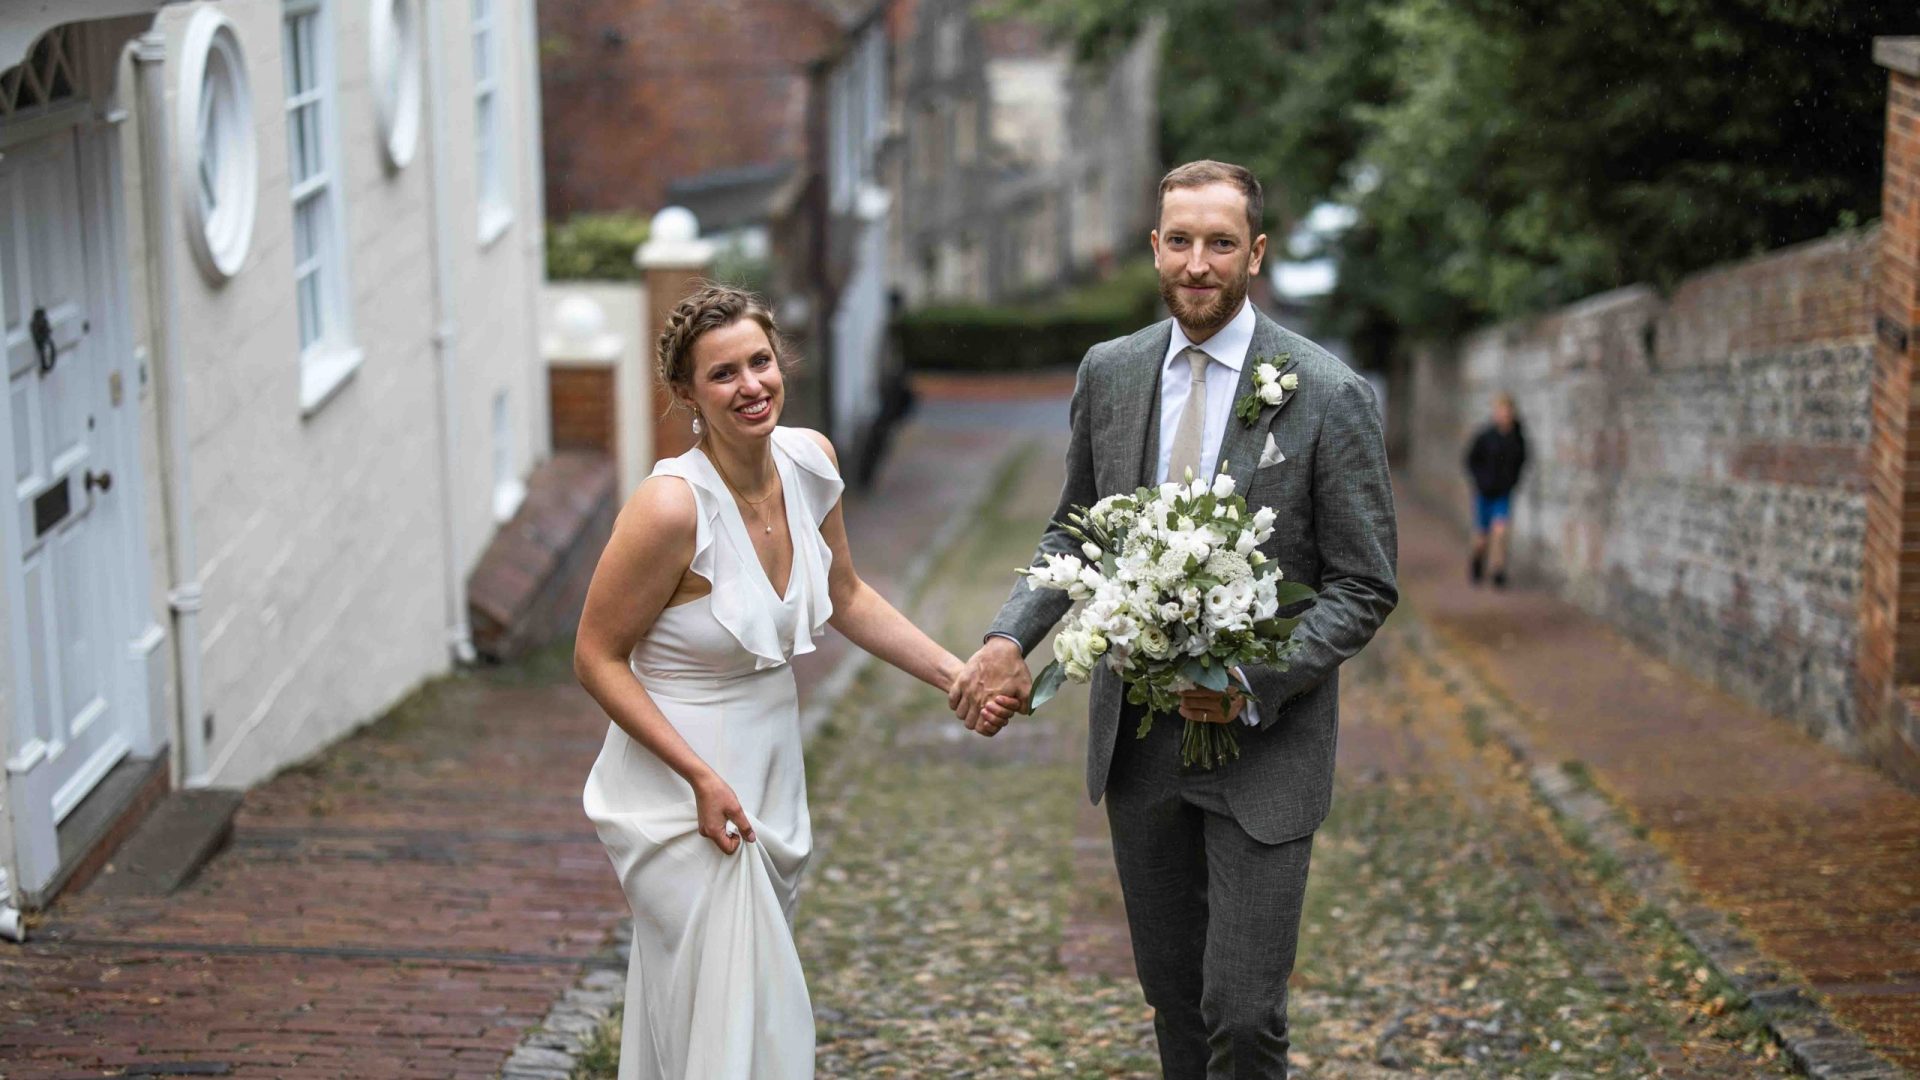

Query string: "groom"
[951, 160, 1397, 1078]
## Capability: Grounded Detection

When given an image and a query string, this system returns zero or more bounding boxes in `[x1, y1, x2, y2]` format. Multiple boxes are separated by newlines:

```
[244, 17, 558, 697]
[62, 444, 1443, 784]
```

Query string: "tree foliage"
[1019, 0, 1904, 337]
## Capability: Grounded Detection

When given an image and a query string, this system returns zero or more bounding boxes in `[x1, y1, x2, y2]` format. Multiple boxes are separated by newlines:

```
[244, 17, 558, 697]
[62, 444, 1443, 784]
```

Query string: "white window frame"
[472, 0, 513, 245]
[283, 0, 361, 415]
[491, 388, 524, 522]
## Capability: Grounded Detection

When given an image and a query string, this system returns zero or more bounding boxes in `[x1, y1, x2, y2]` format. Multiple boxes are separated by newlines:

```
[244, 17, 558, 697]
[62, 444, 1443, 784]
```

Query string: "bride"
[575, 284, 1016, 1079]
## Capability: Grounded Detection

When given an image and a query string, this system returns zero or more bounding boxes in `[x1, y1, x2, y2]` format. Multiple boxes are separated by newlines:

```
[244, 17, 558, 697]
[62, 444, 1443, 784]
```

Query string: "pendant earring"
[691, 412, 704, 437]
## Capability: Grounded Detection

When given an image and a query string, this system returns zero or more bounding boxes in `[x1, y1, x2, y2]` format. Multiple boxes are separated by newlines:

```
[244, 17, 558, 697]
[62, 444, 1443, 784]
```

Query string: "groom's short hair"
[1157, 160, 1264, 240]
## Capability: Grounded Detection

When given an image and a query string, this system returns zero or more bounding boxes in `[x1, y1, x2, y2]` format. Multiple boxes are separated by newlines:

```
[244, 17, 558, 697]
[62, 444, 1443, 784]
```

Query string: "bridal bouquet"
[1019, 471, 1314, 768]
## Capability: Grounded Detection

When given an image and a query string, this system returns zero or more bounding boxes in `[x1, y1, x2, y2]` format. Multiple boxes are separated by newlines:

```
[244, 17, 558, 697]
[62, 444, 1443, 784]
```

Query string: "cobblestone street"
[685, 418, 1808, 1078]
[4, 376, 1908, 1076]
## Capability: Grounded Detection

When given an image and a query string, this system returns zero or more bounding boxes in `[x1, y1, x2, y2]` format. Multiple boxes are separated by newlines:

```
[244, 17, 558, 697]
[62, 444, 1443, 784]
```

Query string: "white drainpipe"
[133, 29, 210, 787]
[423, 1, 474, 663]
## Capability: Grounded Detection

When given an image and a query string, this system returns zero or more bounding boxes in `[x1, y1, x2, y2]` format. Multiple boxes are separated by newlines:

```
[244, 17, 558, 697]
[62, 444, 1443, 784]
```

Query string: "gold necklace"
[711, 455, 780, 535]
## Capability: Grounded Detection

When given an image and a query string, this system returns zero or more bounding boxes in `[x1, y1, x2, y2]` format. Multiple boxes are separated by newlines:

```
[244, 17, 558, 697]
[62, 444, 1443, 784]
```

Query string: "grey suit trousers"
[1105, 702, 1314, 1080]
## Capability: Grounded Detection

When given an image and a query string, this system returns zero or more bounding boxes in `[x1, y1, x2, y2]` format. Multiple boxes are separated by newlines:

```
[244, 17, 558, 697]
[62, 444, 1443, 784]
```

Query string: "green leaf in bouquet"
[1272, 580, 1318, 607]
[1229, 667, 1256, 697]
[1255, 615, 1303, 638]
[1026, 660, 1067, 715]
[1180, 659, 1230, 692]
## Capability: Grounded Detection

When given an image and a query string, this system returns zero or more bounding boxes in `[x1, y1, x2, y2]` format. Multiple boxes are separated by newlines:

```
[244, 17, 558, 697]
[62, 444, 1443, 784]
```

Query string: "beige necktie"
[1166, 347, 1211, 481]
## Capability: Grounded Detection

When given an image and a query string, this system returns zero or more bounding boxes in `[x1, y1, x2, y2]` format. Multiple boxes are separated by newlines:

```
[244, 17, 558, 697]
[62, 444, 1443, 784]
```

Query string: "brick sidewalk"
[0, 391, 1024, 1078]
[1396, 484, 1920, 1072]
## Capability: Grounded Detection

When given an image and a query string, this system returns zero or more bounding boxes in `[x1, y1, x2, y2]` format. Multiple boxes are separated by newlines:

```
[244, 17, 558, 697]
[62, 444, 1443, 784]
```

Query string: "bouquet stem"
[1180, 719, 1242, 770]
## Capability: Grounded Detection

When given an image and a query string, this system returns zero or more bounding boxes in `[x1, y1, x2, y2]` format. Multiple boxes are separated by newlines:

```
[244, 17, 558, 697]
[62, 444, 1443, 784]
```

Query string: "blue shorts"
[1473, 493, 1511, 533]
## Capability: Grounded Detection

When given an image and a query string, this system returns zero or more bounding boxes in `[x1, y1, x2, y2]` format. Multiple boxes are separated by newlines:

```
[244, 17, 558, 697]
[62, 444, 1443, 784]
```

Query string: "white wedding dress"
[583, 426, 842, 1080]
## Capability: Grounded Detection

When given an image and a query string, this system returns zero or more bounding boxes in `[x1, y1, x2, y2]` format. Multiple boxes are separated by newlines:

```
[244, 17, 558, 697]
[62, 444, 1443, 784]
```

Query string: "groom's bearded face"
[1152, 183, 1267, 337]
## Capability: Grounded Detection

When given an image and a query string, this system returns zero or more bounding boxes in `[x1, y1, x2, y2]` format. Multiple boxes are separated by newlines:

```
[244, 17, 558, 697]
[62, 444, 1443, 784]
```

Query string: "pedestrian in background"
[1465, 392, 1526, 587]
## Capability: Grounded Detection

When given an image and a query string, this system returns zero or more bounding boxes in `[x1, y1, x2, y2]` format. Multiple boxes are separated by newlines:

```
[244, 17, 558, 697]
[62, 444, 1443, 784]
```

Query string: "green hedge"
[895, 264, 1161, 371]
[546, 212, 651, 282]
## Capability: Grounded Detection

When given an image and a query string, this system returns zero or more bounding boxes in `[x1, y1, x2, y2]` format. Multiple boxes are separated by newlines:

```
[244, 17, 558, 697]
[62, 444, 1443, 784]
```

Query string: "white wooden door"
[0, 126, 127, 831]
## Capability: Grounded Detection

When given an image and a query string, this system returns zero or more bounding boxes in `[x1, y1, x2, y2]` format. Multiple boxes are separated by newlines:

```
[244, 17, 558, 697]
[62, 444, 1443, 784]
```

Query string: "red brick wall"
[1405, 229, 1881, 767]
[536, 0, 844, 219]
[1858, 45, 1920, 784]
[548, 365, 617, 454]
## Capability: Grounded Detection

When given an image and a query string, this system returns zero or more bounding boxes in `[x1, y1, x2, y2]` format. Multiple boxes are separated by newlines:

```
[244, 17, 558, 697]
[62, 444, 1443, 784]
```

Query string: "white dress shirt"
[1154, 298, 1257, 484]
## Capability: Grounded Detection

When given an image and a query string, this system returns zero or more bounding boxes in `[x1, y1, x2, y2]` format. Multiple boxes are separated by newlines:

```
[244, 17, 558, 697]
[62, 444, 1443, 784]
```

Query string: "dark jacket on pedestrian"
[1465, 422, 1526, 498]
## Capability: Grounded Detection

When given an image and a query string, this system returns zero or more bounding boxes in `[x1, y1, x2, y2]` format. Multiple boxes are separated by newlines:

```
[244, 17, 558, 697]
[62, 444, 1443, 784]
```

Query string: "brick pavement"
[1397, 484, 1920, 1072]
[0, 386, 1028, 1078]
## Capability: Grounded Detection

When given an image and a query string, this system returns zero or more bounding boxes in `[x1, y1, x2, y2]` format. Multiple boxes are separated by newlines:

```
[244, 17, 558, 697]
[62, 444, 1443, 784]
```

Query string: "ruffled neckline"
[649, 427, 844, 670]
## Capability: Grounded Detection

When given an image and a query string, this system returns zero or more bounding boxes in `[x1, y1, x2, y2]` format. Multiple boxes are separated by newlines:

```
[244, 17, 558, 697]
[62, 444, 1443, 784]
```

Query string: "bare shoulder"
[788, 426, 840, 469]
[617, 473, 698, 539]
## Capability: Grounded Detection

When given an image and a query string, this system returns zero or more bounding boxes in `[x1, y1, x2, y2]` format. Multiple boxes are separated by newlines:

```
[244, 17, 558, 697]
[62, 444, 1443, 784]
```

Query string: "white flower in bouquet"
[1205, 549, 1252, 583]
[1138, 624, 1172, 659]
[1203, 586, 1241, 630]
[1025, 552, 1084, 591]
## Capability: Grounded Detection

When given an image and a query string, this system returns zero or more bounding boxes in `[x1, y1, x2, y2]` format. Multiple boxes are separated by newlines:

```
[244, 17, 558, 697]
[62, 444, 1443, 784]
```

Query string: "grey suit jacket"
[987, 307, 1398, 844]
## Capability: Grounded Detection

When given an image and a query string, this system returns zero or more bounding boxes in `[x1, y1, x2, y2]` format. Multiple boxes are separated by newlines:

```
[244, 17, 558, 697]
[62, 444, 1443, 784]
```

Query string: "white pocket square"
[1257, 433, 1286, 468]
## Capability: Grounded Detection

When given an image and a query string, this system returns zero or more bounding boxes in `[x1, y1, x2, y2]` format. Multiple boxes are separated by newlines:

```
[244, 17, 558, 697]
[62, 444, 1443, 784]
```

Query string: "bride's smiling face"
[684, 318, 784, 442]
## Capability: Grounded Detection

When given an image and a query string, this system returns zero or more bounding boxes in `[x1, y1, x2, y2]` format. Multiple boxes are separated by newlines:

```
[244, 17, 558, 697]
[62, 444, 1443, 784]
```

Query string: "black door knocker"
[30, 306, 56, 375]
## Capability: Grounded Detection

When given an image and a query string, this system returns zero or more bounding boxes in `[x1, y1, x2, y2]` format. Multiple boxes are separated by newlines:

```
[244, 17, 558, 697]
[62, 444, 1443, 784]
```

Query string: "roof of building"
[664, 161, 799, 231]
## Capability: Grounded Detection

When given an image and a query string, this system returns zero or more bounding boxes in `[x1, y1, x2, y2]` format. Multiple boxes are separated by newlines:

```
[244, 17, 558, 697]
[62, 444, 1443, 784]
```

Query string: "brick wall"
[548, 365, 617, 454]
[1404, 230, 1881, 759]
[535, 0, 843, 219]
[1858, 41, 1920, 782]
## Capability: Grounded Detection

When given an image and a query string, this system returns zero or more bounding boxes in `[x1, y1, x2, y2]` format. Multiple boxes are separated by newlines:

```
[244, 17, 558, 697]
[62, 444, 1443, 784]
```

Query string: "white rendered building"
[0, 0, 549, 915]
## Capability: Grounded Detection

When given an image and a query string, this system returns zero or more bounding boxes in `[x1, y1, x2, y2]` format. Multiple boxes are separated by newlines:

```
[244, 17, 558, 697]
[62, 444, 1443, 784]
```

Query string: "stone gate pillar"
[637, 207, 716, 462]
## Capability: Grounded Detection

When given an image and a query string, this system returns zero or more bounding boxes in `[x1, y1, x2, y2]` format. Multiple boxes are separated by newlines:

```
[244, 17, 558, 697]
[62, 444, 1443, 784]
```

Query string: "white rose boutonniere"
[1234, 354, 1297, 427]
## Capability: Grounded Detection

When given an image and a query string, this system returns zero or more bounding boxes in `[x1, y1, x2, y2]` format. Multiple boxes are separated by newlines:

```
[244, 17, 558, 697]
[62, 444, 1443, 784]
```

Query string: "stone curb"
[498, 926, 627, 1080]
[1400, 613, 1912, 1080]
[495, 438, 1034, 1079]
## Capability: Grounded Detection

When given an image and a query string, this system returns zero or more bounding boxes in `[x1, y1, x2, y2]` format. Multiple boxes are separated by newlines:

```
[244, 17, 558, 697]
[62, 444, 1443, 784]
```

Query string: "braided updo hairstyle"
[656, 283, 791, 413]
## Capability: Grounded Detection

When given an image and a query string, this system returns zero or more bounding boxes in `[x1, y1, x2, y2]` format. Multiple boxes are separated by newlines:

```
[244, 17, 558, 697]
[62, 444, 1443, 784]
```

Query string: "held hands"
[1177, 688, 1246, 725]
[693, 772, 756, 854]
[949, 637, 1032, 737]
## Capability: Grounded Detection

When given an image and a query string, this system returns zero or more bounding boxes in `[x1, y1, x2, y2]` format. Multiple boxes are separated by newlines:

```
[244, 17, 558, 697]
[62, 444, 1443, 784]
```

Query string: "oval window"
[370, 0, 422, 169]
[178, 8, 257, 282]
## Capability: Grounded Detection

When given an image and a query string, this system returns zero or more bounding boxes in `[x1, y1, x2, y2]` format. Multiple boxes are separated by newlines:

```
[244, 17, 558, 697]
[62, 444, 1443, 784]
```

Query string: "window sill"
[299, 345, 364, 418]
[478, 203, 514, 249]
